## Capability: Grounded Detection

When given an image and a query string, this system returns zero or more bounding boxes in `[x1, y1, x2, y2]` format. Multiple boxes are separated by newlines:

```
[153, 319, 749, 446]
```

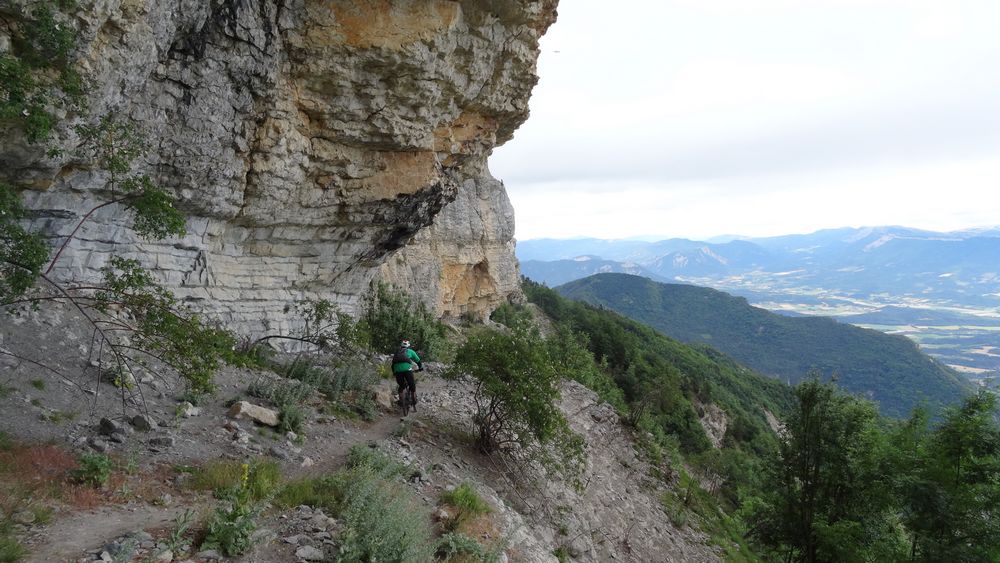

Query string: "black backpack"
[392, 347, 411, 364]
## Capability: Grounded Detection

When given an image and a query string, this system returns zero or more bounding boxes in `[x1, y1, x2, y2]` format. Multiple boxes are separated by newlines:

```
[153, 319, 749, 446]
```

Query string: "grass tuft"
[440, 483, 491, 519]
[0, 535, 25, 563]
[274, 475, 344, 513]
[188, 460, 279, 502]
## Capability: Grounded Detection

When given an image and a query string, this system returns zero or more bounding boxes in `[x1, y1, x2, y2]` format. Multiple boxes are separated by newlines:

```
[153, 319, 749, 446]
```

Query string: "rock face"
[1, 0, 556, 334]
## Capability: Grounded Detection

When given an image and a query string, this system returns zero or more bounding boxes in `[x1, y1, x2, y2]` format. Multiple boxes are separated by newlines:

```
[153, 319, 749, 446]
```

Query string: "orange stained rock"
[313, 0, 462, 49]
[344, 150, 440, 201]
[433, 111, 500, 156]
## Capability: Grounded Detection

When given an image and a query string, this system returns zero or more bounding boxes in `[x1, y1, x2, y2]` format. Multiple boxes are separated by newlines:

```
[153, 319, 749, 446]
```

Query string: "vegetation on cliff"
[512, 278, 1000, 562]
[521, 278, 795, 456]
[752, 382, 1000, 562]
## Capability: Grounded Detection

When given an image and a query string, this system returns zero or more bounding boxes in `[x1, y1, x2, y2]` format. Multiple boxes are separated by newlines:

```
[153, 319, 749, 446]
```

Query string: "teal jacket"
[392, 348, 421, 373]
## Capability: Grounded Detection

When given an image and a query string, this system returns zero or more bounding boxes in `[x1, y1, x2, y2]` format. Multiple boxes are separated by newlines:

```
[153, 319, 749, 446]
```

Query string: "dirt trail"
[18, 373, 453, 562]
[25, 505, 194, 562]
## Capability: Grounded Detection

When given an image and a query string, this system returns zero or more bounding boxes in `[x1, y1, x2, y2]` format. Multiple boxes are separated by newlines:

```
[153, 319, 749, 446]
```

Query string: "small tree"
[448, 325, 584, 483]
[751, 380, 904, 563]
[357, 282, 449, 360]
[899, 391, 1000, 561]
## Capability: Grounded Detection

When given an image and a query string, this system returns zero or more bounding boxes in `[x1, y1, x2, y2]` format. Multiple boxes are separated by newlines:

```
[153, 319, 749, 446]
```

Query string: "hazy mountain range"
[519, 226, 1000, 377]
[520, 226, 1000, 305]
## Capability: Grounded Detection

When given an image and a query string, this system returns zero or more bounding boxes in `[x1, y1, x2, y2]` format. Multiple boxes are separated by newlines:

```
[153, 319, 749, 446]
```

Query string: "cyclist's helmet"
[401, 339, 411, 348]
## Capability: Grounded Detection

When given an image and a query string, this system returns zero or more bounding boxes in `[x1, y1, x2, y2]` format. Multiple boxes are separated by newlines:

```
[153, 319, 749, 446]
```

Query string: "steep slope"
[556, 273, 972, 417]
[1, 0, 557, 333]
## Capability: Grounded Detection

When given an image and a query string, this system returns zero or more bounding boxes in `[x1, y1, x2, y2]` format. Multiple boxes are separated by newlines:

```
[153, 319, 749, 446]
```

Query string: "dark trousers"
[394, 370, 416, 398]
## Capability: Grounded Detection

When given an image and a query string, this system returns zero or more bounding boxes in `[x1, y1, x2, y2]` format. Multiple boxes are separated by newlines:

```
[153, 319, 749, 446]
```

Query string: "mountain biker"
[392, 339, 423, 407]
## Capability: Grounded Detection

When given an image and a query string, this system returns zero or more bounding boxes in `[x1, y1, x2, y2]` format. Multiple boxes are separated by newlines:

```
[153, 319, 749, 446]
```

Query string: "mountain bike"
[397, 368, 422, 416]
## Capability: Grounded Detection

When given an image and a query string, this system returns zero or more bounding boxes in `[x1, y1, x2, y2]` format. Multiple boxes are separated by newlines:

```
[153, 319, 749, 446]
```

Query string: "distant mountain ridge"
[519, 226, 1000, 375]
[519, 228, 1000, 298]
[556, 273, 973, 417]
[518, 256, 668, 287]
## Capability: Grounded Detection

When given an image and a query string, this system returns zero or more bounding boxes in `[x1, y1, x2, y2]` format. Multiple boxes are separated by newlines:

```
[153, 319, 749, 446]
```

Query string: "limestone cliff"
[0, 0, 554, 333]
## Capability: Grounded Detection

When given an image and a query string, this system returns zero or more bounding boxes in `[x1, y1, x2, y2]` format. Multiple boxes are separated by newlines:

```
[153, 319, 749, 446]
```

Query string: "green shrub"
[29, 506, 53, 525]
[335, 463, 435, 562]
[45, 410, 77, 425]
[0, 1, 83, 144]
[661, 490, 689, 528]
[29, 379, 44, 391]
[230, 342, 273, 369]
[440, 483, 491, 529]
[269, 356, 376, 402]
[320, 359, 377, 402]
[436, 532, 504, 562]
[189, 460, 279, 502]
[0, 183, 49, 304]
[335, 311, 362, 349]
[71, 452, 112, 487]
[275, 475, 344, 513]
[0, 535, 25, 563]
[179, 389, 209, 407]
[278, 447, 435, 560]
[489, 302, 534, 330]
[545, 325, 626, 411]
[278, 404, 305, 434]
[448, 325, 585, 484]
[357, 282, 450, 361]
[202, 464, 259, 557]
[345, 445, 406, 476]
[247, 377, 313, 407]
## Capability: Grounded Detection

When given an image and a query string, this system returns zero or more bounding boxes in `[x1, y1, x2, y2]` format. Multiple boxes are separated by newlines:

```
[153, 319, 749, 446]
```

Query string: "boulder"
[295, 545, 324, 561]
[227, 401, 279, 427]
[268, 445, 291, 460]
[373, 382, 395, 411]
[149, 436, 176, 448]
[178, 402, 201, 418]
[130, 415, 154, 432]
[98, 417, 126, 436]
[12, 510, 35, 525]
[88, 437, 109, 452]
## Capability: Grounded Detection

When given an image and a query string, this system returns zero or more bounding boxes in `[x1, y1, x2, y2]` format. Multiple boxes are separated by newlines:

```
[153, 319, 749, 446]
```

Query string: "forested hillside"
[516, 278, 1000, 562]
[518, 279, 796, 455]
[556, 273, 971, 417]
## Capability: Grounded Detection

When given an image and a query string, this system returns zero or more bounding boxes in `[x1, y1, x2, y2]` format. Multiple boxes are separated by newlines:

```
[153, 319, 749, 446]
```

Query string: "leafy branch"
[0, 0, 84, 142]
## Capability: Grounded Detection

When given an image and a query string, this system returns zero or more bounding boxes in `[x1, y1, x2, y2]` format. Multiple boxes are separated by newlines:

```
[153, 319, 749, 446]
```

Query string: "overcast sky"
[489, 0, 1000, 241]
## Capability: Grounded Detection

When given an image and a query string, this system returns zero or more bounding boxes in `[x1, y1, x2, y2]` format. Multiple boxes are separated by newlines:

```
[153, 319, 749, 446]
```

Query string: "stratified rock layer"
[1, 0, 555, 333]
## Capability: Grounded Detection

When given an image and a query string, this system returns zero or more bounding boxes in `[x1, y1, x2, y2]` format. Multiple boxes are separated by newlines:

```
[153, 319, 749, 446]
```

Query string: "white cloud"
[509, 156, 1000, 240]
[491, 0, 1000, 239]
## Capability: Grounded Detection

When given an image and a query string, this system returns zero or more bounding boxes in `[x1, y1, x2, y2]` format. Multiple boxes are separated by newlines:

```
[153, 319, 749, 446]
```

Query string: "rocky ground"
[1, 307, 722, 562]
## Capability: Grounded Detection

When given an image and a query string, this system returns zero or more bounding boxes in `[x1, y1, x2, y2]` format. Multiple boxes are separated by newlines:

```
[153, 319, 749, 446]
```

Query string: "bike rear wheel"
[400, 388, 412, 416]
